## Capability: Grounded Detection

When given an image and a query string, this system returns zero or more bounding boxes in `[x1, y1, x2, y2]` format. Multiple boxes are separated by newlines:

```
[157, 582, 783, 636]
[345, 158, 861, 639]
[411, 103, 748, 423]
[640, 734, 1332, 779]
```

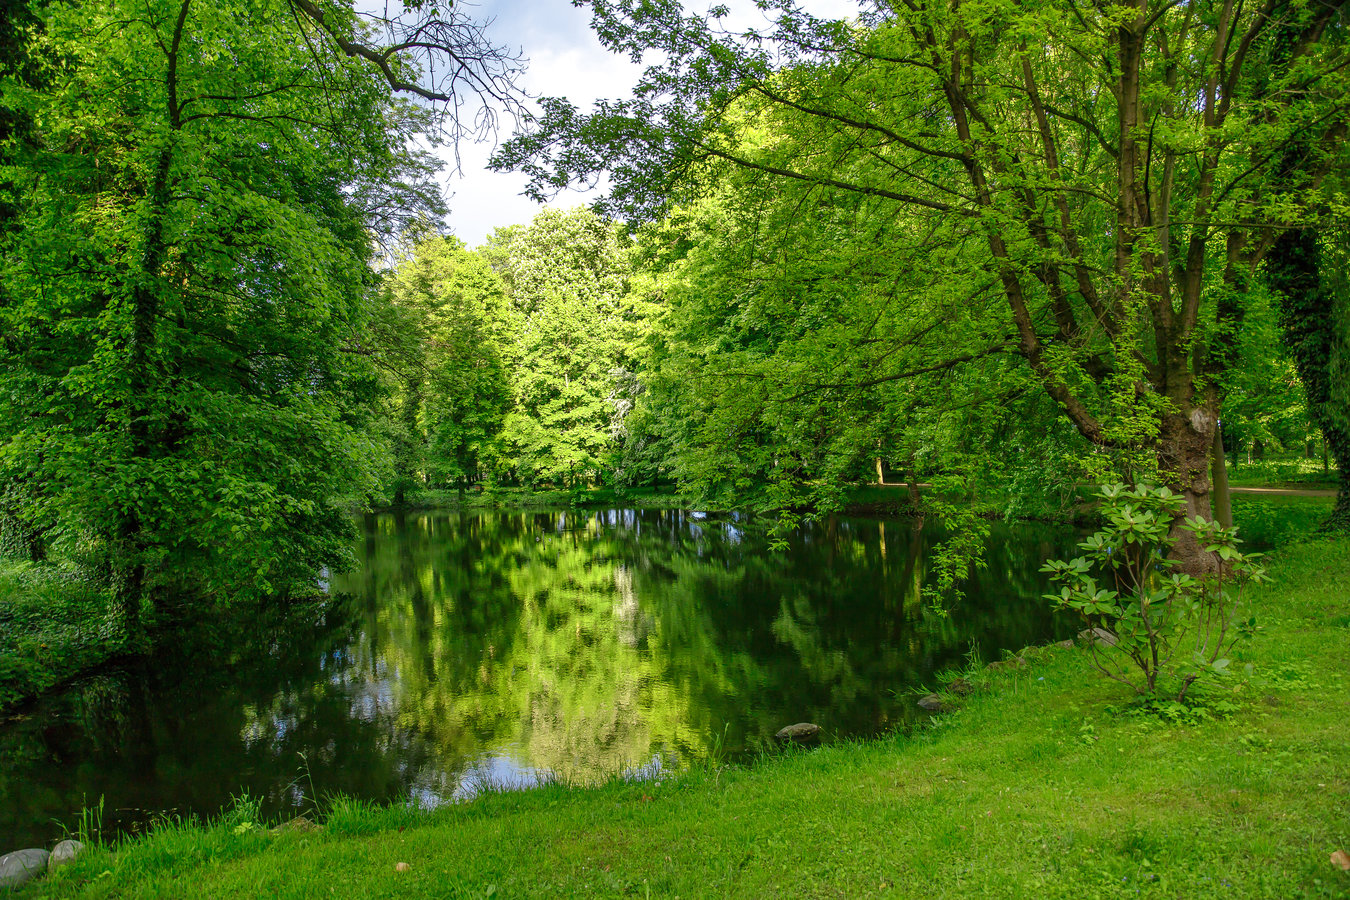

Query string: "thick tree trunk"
[113, 0, 191, 632]
[1336, 466, 1350, 529]
[1266, 228, 1350, 530]
[1157, 407, 1221, 574]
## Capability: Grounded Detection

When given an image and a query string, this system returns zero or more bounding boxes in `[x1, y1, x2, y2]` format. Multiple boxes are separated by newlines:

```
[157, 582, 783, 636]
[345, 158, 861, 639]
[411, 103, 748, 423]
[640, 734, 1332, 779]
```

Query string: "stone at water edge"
[917, 694, 945, 712]
[1077, 627, 1118, 647]
[270, 816, 320, 836]
[773, 723, 821, 744]
[48, 839, 84, 872]
[947, 677, 974, 697]
[0, 848, 50, 889]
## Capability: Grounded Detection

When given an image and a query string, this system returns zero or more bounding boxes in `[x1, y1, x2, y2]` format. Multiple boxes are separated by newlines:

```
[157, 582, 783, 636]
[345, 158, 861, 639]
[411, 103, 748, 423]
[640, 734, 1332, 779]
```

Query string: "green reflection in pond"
[331, 508, 1078, 780]
[0, 509, 1080, 847]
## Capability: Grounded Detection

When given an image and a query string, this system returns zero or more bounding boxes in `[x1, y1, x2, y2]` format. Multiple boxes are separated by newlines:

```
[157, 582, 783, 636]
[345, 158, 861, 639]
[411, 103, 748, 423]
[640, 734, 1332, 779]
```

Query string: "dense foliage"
[1, 0, 1345, 664]
[497, 0, 1350, 552]
[0, 0, 521, 628]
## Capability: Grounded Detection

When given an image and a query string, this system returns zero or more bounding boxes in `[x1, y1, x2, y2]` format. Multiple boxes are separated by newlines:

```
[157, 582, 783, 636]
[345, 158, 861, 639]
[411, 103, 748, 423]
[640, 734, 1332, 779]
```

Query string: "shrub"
[1042, 483, 1265, 701]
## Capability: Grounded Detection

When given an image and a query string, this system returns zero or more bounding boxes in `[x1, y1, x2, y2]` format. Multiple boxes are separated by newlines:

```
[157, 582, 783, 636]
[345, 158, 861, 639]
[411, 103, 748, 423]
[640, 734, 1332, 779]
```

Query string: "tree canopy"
[0, 0, 524, 624]
[3, 0, 1346, 640]
[496, 0, 1350, 552]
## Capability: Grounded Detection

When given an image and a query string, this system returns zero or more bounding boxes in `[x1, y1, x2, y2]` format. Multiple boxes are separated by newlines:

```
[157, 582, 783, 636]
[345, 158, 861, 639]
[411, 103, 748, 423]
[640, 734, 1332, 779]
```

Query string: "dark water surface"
[1, 509, 1082, 847]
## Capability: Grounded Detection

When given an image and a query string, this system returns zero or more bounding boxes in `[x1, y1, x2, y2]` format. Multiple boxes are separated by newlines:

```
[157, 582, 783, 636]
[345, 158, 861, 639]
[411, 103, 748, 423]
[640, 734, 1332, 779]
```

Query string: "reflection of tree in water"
[0, 593, 410, 846]
[1, 508, 1081, 847]
[613, 512, 1077, 752]
[337, 508, 1079, 776]
[341, 511, 709, 783]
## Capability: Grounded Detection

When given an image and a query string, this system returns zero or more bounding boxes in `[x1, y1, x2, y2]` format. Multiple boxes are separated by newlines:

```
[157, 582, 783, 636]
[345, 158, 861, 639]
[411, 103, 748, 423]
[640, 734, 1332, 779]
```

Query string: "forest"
[1, 0, 1349, 892]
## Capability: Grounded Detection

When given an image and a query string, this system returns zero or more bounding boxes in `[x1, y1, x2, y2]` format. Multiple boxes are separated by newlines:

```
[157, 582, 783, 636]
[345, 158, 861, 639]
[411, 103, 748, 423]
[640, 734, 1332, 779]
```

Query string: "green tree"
[0, 0, 521, 628]
[484, 208, 656, 488]
[1265, 225, 1350, 527]
[385, 235, 515, 501]
[497, 0, 1350, 567]
[0, 0, 52, 562]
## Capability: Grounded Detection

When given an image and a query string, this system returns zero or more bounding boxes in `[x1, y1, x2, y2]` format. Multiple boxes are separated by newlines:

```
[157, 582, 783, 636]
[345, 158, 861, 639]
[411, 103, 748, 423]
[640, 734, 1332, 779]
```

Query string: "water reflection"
[0, 509, 1079, 846]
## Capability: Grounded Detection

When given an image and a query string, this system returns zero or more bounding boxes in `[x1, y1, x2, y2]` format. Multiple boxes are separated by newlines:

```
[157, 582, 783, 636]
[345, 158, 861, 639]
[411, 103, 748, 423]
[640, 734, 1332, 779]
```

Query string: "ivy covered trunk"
[1267, 228, 1350, 531]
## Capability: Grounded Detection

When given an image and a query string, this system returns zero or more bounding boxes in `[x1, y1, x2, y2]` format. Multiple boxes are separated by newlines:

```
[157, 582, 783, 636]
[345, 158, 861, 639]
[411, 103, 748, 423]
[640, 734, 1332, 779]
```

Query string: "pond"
[0, 508, 1083, 847]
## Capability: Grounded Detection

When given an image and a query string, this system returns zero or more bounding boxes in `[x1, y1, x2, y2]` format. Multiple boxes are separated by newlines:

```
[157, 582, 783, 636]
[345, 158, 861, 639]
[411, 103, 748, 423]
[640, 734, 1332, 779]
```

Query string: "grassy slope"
[30, 529, 1350, 899]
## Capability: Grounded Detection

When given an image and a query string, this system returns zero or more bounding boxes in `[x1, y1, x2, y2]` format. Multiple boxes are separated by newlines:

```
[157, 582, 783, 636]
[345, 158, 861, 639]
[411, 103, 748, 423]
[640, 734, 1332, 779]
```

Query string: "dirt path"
[1230, 486, 1339, 498]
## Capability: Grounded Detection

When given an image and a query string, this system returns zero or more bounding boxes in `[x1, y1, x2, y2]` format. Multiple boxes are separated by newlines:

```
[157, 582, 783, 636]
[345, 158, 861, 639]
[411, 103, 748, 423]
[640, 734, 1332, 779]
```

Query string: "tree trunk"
[1157, 407, 1220, 574]
[1212, 425, 1232, 528]
[1266, 227, 1350, 530]
[112, 0, 191, 630]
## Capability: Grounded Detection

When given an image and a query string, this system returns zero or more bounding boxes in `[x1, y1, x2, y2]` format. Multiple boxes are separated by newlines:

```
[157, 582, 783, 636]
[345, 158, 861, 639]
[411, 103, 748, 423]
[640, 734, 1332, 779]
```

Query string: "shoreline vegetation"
[14, 518, 1349, 899]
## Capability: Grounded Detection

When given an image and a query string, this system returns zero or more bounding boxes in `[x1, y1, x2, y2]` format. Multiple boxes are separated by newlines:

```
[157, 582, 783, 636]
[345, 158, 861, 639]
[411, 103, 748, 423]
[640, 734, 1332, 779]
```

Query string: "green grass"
[0, 559, 124, 712]
[1232, 494, 1337, 551]
[26, 533, 1350, 899]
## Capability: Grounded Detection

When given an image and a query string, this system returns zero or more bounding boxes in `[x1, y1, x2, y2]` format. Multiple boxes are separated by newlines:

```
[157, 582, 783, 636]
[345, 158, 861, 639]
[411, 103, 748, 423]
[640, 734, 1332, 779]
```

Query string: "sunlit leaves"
[0, 0, 444, 611]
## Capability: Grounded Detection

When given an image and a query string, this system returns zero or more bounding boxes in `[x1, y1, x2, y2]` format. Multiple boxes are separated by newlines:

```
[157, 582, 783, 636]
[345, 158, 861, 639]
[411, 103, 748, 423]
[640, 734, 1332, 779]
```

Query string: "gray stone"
[947, 677, 973, 697]
[1056, 639, 1076, 650]
[0, 849, 50, 889]
[774, 722, 821, 744]
[48, 840, 84, 873]
[917, 693, 945, 712]
[270, 817, 320, 836]
[988, 656, 1028, 672]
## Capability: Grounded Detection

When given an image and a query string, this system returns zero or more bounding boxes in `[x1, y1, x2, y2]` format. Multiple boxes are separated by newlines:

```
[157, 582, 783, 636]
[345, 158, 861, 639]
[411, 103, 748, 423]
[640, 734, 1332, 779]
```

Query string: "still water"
[1, 509, 1081, 847]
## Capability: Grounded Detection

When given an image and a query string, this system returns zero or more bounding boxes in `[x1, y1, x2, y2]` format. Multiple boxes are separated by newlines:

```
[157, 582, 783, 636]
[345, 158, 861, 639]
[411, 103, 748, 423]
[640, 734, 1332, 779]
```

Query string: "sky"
[437, 0, 648, 246]
[438, 0, 858, 247]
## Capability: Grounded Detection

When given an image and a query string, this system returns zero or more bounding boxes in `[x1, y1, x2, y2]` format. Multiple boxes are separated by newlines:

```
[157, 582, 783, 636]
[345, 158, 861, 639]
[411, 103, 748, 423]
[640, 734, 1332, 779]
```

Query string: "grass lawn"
[24, 521, 1350, 899]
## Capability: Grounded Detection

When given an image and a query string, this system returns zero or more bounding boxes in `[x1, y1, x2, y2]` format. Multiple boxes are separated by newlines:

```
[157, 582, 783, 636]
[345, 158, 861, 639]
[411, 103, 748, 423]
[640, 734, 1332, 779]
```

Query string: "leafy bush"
[1042, 483, 1265, 701]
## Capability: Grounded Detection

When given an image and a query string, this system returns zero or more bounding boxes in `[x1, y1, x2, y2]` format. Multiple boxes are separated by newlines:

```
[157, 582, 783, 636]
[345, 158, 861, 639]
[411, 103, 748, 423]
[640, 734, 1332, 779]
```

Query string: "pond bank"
[22, 531, 1350, 899]
[3, 509, 1083, 848]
